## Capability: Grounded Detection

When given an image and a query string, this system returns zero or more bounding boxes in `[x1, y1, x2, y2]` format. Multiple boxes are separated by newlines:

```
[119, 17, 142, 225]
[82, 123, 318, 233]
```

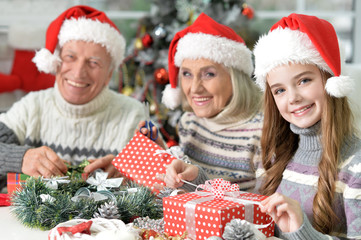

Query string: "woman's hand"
[155, 159, 199, 189]
[260, 192, 303, 233]
[137, 120, 166, 148]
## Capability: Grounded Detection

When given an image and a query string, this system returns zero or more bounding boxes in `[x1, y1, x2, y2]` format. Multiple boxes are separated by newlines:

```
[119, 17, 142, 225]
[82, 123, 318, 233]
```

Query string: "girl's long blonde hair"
[259, 69, 355, 234]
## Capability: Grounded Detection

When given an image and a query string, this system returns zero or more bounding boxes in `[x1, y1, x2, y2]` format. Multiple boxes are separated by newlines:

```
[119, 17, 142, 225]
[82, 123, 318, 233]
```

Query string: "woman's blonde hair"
[180, 67, 262, 121]
[259, 68, 355, 234]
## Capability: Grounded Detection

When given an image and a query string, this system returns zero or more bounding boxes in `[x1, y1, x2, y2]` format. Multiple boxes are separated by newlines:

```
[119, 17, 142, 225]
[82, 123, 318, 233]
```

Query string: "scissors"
[140, 102, 158, 141]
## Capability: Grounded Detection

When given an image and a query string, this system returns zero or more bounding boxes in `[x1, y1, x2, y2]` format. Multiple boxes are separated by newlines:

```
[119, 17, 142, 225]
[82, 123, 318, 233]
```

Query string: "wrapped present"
[7, 173, 30, 195]
[7, 172, 88, 195]
[163, 179, 274, 240]
[112, 132, 177, 193]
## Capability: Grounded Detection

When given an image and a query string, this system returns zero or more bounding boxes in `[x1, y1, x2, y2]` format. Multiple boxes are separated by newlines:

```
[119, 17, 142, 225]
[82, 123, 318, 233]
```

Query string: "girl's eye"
[300, 78, 311, 85]
[274, 88, 285, 95]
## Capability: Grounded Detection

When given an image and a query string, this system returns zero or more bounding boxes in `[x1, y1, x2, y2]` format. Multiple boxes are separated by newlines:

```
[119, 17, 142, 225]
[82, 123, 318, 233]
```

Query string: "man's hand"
[84, 154, 122, 178]
[22, 146, 68, 178]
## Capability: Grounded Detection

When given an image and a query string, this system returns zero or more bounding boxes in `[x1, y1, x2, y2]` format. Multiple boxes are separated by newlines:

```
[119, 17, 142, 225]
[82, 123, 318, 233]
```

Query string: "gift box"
[112, 132, 177, 193]
[163, 180, 274, 240]
[7, 172, 88, 195]
[7, 173, 30, 195]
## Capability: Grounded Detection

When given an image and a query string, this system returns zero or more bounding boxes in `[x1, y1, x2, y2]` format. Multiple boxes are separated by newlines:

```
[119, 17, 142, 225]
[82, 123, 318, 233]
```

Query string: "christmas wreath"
[10, 172, 163, 230]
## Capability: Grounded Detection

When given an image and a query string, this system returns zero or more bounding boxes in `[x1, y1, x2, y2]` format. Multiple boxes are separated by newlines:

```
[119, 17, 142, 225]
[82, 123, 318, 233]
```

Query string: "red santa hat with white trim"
[253, 13, 353, 98]
[162, 13, 253, 110]
[32, 5, 125, 74]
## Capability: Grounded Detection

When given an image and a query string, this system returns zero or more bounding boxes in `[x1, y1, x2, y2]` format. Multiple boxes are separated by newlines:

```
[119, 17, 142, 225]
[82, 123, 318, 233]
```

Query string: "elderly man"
[0, 5, 145, 181]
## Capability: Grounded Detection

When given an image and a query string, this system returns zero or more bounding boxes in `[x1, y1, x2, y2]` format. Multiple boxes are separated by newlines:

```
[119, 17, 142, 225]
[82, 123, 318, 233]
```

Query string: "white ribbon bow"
[43, 176, 71, 190]
[154, 146, 190, 163]
[86, 171, 123, 191]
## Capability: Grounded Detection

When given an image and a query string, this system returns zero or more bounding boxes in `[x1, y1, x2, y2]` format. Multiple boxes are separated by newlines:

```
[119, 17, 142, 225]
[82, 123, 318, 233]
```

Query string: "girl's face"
[266, 63, 326, 128]
[180, 58, 233, 118]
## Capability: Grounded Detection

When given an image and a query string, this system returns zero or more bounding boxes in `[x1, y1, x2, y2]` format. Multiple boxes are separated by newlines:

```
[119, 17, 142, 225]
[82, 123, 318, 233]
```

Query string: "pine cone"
[222, 219, 257, 240]
[93, 201, 120, 219]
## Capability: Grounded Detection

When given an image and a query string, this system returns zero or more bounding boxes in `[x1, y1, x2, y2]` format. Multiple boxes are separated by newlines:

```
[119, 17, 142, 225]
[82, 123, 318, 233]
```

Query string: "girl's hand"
[155, 159, 199, 189]
[260, 192, 303, 233]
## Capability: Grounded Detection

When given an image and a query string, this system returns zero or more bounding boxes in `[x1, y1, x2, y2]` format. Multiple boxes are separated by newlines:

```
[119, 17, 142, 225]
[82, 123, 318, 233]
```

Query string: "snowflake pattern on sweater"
[178, 111, 263, 191]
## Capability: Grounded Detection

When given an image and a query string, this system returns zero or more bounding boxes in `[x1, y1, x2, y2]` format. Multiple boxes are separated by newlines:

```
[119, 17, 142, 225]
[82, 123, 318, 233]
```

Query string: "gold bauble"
[134, 38, 143, 50]
[122, 86, 134, 96]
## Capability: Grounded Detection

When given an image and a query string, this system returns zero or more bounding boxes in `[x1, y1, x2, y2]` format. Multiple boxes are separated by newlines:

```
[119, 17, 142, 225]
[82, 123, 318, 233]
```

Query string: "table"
[0, 206, 282, 240]
[0, 206, 49, 240]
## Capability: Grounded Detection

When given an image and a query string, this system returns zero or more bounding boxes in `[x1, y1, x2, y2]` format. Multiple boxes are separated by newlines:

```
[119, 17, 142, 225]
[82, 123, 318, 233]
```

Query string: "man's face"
[56, 40, 113, 105]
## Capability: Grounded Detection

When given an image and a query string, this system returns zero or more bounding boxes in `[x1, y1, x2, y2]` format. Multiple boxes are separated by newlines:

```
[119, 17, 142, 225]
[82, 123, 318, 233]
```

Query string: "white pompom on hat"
[162, 13, 253, 110]
[253, 13, 353, 98]
[32, 5, 126, 74]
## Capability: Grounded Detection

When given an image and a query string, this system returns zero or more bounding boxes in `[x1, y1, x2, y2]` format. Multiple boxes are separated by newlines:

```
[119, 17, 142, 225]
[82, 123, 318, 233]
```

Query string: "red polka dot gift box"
[112, 132, 177, 193]
[163, 179, 274, 240]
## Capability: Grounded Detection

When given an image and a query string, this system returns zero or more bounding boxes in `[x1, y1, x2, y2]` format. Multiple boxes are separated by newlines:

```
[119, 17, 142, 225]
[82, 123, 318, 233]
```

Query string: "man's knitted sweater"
[0, 85, 145, 175]
[257, 122, 361, 240]
[178, 110, 263, 191]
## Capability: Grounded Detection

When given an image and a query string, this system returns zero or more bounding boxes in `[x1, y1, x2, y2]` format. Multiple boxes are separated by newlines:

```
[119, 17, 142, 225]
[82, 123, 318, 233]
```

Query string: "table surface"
[0, 206, 282, 240]
[0, 206, 49, 240]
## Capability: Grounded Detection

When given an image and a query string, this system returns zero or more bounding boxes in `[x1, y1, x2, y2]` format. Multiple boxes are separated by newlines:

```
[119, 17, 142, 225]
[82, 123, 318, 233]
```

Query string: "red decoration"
[0, 50, 55, 93]
[166, 139, 178, 148]
[242, 4, 254, 19]
[112, 132, 177, 193]
[57, 220, 92, 236]
[0, 194, 11, 206]
[163, 191, 274, 239]
[141, 229, 158, 239]
[154, 68, 169, 85]
[141, 33, 154, 48]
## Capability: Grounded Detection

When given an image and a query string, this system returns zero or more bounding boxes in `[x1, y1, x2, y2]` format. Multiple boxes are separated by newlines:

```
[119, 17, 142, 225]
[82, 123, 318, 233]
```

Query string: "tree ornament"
[93, 201, 120, 219]
[166, 139, 178, 148]
[241, 3, 254, 20]
[153, 24, 167, 39]
[142, 33, 154, 48]
[154, 68, 169, 85]
[149, 101, 158, 115]
[155, 187, 175, 207]
[134, 37, 144, 50]
[121, 64, 134, 96]
[222, 219, 257, 240]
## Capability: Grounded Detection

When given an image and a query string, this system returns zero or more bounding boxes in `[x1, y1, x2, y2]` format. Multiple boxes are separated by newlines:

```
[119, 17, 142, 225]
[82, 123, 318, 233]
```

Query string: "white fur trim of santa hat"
[254, 27, 354, 97]
[175, 33, 254, 77]
[33, 17, 125, 74]
[161, 84, 182, 110]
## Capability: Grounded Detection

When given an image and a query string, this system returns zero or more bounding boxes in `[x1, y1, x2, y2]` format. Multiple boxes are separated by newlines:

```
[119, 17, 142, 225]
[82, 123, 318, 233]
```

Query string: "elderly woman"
[141, 13, 263, 192]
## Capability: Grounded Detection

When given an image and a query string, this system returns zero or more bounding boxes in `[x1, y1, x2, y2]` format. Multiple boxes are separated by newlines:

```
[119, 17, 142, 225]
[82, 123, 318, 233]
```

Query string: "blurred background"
[0, 0, 360, 144]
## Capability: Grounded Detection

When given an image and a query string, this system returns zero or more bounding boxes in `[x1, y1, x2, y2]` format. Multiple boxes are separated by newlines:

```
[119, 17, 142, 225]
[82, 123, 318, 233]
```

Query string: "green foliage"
[10, 177, 163, 230]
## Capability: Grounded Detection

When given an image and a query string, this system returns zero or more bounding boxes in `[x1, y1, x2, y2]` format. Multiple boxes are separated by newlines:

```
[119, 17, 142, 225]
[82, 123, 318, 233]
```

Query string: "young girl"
[253, 13, 361, 239]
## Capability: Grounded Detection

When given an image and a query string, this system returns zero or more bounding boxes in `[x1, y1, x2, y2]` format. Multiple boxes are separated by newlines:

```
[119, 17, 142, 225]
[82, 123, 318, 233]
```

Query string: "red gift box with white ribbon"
[163, 179, 274, 240]
[112, 132, 177, 193]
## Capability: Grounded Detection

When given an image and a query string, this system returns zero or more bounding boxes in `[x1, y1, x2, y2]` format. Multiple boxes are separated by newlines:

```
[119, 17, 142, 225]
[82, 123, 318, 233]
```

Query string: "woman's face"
[266, 63, 326, 128]
[180, 58, 233, 118]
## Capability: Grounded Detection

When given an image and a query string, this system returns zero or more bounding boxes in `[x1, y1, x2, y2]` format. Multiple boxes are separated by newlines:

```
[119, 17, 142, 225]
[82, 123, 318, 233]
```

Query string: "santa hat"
[254, 13, 353, 98]
[32, 5, 125, 74]
[162, 13, 253, 110]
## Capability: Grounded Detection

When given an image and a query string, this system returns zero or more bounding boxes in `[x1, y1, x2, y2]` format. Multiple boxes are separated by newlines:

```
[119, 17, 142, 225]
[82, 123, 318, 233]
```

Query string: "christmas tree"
[122, 0, 255, 146]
